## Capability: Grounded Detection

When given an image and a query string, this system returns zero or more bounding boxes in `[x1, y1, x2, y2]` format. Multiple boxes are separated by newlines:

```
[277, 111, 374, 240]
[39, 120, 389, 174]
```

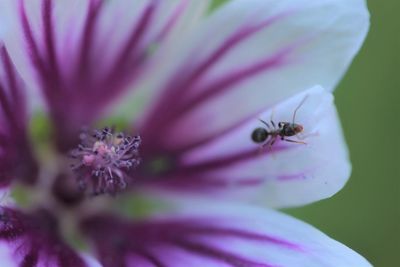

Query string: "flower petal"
[0, 207, 100, 267]
[139, 0, 369, 153]
[140, 86, 350, 208]
[0, 0, 208, 150]
[81, 253, 104, 267]
[0, 44, 38, 187]
[82, 203, 371, 267]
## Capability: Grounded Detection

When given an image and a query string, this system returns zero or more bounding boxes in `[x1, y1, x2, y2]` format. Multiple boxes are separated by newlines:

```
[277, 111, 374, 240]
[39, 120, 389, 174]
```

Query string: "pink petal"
[0, 44, 38, 187]
[81, 203, 371, 267]
[0, 207, 98, 267]
[138, 0, 369, 153]
[139, 86, 351, 208]
[0, 0, 207, 151]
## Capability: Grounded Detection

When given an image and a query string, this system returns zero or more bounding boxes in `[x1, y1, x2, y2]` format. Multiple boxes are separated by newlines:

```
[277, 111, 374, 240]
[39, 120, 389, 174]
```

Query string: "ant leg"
[270, 138, 277, 148]
[297, 131, 319, 140]
[262, 139, 271, 149]
[259, 119, 272, 130]
[262, 136, 276, 150]
[258, 143, 266, 155]
[270, 108, 276, 129]
[260, 137, 277, 159]
[283, 138, 306, 145]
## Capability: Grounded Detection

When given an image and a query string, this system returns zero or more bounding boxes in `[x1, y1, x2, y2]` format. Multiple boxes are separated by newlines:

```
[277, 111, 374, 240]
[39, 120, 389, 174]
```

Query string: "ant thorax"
[278, 122, 304, 137]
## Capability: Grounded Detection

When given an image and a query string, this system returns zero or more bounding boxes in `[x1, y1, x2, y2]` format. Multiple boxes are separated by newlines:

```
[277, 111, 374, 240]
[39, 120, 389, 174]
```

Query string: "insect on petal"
[139, 86, 351, 208]
[138, 0, 369, 154]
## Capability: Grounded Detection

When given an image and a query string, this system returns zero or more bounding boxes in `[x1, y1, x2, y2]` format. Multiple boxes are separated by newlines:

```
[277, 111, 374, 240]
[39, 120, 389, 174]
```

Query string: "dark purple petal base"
[0, 207, 87, 267]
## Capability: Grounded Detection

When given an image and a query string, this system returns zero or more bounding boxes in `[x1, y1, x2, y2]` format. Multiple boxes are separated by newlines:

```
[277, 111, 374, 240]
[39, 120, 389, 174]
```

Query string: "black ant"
[251, 96, 308, 149]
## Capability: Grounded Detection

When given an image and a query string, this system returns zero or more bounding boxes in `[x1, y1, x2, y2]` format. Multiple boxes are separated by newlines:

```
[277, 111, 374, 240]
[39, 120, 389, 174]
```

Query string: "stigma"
[70, 127, 141, 196]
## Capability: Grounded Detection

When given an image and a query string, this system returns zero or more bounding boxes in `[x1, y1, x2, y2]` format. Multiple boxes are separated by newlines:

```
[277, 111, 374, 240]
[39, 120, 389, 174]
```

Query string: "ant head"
[292, 123, 304, 134]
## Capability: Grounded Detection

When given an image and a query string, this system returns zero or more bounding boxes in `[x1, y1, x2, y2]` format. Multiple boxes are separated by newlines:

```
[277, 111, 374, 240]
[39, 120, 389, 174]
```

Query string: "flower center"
[70, 127, 141, 196]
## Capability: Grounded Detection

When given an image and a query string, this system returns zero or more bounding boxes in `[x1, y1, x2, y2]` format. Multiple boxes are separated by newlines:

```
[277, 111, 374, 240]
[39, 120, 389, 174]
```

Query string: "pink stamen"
[70, 127, 141, 196]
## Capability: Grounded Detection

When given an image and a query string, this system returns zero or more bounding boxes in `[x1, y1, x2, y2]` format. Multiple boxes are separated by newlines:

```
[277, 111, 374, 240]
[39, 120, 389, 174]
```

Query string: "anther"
[70, 127, 141, 196]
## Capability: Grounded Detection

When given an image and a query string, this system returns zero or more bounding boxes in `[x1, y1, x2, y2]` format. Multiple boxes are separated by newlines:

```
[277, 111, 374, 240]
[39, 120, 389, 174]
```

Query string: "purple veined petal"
[81, 203, 371, 267]
[0, 0, 207, 151]
[137, 0, 369, 153]
[0, 247, 103, 267]
[110, 0, 211, 122]
[138, 86, 351, 208]
[0, 44, 38, 187]
[0, 206, 101, 267]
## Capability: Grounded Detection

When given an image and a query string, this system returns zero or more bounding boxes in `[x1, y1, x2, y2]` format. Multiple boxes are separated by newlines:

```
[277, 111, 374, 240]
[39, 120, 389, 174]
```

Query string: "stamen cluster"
[70, 127, 141, 196]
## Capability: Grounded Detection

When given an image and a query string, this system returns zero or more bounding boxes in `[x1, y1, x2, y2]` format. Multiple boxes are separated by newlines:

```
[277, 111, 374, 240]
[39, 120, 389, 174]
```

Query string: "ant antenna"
[270, 108, 275, 122]
[292, 95, 309, 124]
[270, 107, 276, 128]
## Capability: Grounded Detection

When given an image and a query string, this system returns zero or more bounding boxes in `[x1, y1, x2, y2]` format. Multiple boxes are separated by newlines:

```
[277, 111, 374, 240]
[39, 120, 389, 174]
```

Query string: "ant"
[251, 96, 308, 149]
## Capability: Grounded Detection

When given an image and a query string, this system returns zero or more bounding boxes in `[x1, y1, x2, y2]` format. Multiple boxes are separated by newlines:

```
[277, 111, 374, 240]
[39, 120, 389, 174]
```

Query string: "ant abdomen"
[251, 128, 269, 143]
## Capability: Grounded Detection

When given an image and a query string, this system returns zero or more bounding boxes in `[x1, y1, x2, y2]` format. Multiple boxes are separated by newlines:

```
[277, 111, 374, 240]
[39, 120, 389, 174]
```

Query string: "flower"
[0, 0, 370, 266]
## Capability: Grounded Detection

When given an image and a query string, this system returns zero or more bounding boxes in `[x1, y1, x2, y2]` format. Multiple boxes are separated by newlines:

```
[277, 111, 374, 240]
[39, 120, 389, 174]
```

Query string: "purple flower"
[0, 0, 370, 266]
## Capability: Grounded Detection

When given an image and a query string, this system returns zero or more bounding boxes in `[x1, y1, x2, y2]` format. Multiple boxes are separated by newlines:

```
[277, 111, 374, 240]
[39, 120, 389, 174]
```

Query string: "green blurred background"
[213, 1, 398, 266]
[288, 1, 399, 266]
